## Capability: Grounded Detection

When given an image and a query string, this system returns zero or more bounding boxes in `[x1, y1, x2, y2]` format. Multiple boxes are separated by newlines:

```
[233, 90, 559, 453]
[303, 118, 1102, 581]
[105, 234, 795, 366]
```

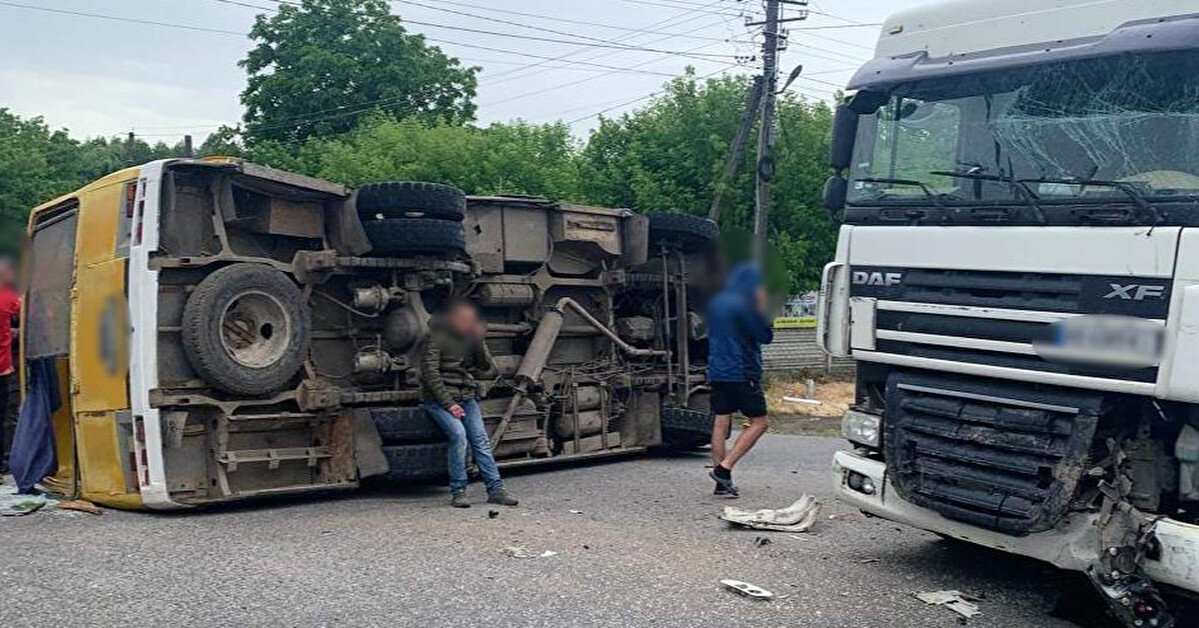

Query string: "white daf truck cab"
[819, 1, 1199, 625]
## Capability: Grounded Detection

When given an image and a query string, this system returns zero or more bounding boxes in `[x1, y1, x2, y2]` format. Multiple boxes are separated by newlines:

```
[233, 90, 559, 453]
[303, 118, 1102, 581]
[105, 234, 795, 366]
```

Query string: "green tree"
[577, 72, 836, 292]
[239, 0, 478, 144]
[248, 115, 580, 201]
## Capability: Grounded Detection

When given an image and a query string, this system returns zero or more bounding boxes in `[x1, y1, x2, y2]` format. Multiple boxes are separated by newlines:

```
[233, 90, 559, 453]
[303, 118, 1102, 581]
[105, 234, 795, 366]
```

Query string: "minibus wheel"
[647, 212, 719, 253]
[182, 264, 311, 396]
[356, 181, 466, 221]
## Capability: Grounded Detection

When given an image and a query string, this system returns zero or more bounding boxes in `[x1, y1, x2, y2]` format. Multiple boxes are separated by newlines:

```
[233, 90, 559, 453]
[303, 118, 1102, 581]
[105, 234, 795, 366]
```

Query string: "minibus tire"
[647, 212, 719, 252]
[356, 181, 466, 221]
[363, 218, 466, 256]
[660, 406, 713, 450]
[370, 406, 447, 444]
[382, 443, 450, 481]
[182, 264, 310, 396]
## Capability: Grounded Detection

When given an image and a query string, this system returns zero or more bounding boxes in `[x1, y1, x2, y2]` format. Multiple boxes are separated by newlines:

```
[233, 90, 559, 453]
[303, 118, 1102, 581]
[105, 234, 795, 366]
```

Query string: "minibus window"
[26, 206, 78, 359]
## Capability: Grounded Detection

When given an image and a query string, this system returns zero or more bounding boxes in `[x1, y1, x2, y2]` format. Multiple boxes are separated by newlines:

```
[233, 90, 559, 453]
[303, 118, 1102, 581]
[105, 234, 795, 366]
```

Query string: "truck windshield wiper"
[928, 170, 1047, 224]
[1017, 177, 1161, 226]
[855, 177, 945, 208]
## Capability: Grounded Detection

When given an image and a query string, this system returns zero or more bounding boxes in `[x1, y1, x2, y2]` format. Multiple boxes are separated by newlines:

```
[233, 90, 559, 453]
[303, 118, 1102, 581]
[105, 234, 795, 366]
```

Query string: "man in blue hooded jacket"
[706, 263, 774, 496]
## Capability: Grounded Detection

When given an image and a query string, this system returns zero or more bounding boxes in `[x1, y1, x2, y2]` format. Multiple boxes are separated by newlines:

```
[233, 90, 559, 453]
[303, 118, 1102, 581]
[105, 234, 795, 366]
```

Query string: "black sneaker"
[709, 469, 740, 497]
[714, 482, 729, 496]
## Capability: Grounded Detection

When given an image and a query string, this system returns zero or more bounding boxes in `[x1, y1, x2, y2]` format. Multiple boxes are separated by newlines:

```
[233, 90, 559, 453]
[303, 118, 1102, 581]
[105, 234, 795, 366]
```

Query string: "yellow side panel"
[72, 259, 129, 413]
[75, 177, 128, 266]
[75, 410, 142, 509]
[40, 358, 77, 497]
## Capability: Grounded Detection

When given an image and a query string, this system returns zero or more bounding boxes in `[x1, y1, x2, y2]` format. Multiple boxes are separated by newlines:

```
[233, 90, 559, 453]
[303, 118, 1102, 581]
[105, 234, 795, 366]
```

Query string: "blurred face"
[448, 303, 480, 337]
[0, 260, 15, 287]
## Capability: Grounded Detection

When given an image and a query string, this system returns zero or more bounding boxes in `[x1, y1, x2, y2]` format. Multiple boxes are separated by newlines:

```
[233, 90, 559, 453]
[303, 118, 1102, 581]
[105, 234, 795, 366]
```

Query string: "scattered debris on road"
[57, 500, 103, 516]
[753, 536, 773, 547]
[721, 494, 821, 532]
[488, 509, 499, 519]
[568, 509, 584, 514]
[1, 485, 48, 517]
[915, 590, 982, 620]
[721, 579, 775, 600]
[502, 546, 557, 559]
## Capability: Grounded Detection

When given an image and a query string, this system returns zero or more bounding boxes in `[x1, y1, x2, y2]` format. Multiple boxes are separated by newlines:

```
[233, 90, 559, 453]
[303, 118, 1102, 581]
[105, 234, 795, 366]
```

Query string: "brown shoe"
[487, 489, 518, 507]
[451, 492, 471, 508]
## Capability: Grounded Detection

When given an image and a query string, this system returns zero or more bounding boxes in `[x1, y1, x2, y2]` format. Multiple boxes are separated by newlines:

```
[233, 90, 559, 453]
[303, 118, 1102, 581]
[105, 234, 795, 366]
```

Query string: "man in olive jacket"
[420, 299, 518, 508]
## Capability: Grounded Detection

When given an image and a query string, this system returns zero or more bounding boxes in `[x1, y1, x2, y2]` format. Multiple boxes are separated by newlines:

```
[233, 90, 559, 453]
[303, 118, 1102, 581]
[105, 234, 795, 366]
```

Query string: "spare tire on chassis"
[181, 263, 311, 396]
[660, 406, 714, 450]
[381, 443, 450, 482]
[356, 181, 466, 221]
[362, 218, 466, 256]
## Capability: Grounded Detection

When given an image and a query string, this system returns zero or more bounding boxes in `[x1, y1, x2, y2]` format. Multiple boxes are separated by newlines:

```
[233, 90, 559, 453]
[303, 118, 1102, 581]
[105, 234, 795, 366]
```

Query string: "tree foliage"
[576, 73, 836, 291]
[239, 0, 478, 144]
[0, 109, 186, 253]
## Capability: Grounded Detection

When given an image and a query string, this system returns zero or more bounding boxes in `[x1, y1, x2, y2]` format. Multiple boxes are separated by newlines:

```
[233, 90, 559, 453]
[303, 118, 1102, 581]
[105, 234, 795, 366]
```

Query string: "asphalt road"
[1, 434, 1092, 628]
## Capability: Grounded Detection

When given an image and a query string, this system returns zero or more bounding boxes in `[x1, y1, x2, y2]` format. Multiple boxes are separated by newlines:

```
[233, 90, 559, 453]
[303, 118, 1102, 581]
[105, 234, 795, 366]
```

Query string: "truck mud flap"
[884, 371, 1105, 535]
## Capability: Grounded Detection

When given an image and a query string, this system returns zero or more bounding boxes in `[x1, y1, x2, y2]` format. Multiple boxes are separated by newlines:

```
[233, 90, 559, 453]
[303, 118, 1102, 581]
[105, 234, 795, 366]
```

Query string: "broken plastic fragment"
[720, 494, 821, 532]
[721, 579, 774, 600]
[915, 590, 981, 619]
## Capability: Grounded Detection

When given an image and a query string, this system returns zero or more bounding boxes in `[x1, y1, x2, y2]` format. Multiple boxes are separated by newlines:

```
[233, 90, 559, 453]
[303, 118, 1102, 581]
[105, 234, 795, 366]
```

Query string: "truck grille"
[849, 266, 1170, 389]
[884, 372, 1102, 535]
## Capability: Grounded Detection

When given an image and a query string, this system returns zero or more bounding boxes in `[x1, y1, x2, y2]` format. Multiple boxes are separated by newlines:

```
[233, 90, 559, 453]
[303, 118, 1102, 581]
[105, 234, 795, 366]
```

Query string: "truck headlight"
[842, 409, 881, 448]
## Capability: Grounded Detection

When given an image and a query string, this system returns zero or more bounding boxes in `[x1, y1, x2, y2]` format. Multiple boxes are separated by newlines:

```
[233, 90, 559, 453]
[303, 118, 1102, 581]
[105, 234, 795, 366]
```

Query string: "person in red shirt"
[0, 257, 21, 473]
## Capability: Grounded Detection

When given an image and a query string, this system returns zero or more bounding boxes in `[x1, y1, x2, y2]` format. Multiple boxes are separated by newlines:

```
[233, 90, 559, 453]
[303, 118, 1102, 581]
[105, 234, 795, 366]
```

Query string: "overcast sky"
[0, 0, 927, 143]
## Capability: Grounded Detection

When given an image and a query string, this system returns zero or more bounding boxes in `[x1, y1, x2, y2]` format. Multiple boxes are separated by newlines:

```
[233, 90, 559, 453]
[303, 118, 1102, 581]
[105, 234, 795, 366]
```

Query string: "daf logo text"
[852, 271, 902, 287]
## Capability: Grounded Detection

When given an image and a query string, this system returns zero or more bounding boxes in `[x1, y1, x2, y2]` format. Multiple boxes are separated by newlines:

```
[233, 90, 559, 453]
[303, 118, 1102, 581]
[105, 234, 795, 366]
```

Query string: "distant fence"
[762, 328, 855, 376]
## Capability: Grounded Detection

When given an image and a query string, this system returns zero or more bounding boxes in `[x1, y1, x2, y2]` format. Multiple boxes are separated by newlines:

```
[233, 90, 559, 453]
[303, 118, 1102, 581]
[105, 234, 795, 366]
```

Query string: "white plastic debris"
[720, 494, 822, 533]
[721, 579, 775, 600]
[915, 590, 982, 619]
[782, 396, 822, 406]
[502, 546, 557, 559]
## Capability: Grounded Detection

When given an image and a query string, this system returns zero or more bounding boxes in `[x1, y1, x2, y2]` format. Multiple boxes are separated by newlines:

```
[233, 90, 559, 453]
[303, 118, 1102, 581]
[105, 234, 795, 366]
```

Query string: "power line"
[563, 66, 736, 125]
[478, 2, 733, 85]
[615, 0, 752, 19]
[0, 0, 247, 36]
[395, 0, 745, 42]
[394, 0, 751, 47]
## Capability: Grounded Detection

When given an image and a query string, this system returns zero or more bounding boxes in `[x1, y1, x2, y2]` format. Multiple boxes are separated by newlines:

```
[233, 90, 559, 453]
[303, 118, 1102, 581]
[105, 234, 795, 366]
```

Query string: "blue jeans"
[424, 399, 504, 495]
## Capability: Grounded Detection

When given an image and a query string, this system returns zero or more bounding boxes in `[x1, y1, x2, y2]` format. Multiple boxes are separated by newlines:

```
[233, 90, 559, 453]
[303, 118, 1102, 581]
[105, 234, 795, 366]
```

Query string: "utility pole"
[751, 0, 782, 266]
[709, 0, 805, 262]
[708, 76, 763, 222]
[183, 134, 195, 158]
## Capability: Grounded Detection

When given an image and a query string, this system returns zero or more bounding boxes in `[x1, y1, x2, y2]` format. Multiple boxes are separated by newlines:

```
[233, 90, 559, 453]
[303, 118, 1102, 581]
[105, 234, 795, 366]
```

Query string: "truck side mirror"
[830, 105, 858, 172]
[824, 175, 848, 216]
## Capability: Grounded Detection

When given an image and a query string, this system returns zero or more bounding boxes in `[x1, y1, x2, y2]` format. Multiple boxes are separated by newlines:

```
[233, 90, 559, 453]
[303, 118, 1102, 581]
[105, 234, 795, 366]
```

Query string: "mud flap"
[351, 409, 390, 479]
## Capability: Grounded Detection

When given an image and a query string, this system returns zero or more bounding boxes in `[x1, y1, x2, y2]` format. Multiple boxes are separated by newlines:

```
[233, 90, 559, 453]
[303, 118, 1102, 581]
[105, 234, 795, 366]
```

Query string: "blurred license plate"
[1035, 316, 1163, 368]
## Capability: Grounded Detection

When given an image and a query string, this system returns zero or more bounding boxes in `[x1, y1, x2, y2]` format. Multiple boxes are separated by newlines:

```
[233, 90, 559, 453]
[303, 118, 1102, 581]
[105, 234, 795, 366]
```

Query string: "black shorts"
[711, 380, 767, 418]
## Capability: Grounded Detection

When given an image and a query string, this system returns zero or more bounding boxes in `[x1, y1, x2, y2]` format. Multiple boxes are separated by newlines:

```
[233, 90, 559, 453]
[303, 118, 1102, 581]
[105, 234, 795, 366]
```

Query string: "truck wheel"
[357, 181, 466, 221]
[647, 212, 719, 252]
[382, 443, 450, 482]
[182, 264, 310, 396]
[363, 218, 466, 256]
[370, 406, 447, 444]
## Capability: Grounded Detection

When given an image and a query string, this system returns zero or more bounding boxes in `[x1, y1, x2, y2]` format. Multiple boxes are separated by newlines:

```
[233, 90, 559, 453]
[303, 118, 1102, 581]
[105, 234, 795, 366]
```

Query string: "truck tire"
[660, 406, 714, 450]
[382, 443, 450, 482]
[370, 406, 447, 444]
[357, 181, 466, 221]
[363, 218, 465, 256]
[182, 264, 310, 396]
[647, 212, 719, 252]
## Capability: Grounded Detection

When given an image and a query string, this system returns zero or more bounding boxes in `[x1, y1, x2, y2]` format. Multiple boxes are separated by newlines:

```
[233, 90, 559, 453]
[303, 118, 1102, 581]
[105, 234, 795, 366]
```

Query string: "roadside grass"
[763, 373, 853, 437]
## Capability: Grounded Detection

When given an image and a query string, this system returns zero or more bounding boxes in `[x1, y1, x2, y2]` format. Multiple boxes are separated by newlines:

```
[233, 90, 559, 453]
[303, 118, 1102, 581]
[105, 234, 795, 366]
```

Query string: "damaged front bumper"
[832, 450, 1199, 593]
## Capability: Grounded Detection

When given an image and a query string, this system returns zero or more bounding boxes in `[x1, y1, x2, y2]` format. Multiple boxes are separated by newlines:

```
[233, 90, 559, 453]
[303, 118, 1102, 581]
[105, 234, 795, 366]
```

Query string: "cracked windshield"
[848, 50, 1199, 205]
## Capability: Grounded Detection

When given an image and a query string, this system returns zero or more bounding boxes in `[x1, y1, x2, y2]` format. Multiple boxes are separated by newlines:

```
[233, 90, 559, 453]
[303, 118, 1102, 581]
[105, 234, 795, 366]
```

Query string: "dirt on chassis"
[27, 157, 720, 509]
